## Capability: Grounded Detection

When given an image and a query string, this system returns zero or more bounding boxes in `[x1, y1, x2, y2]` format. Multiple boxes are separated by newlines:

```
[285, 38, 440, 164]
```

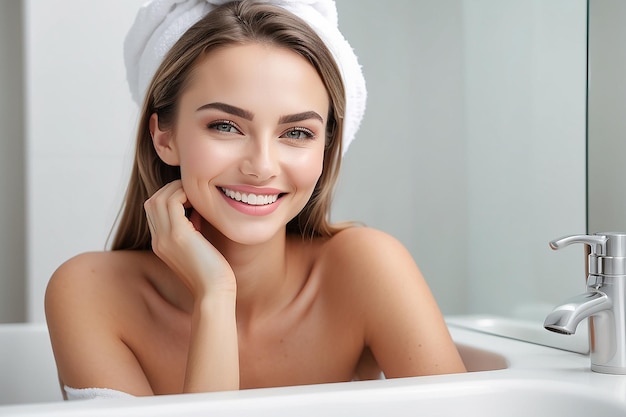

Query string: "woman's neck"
[201, 222, 295, 325]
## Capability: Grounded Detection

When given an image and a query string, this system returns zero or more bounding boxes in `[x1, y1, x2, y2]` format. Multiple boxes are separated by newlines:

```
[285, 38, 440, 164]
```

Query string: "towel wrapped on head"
[123, 0, 366, 154]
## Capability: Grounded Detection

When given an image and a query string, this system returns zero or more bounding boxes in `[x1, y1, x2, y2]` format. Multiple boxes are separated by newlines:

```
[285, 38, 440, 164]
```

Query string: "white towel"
[124, 0, 366, 154]
[64, 385, 135, 400]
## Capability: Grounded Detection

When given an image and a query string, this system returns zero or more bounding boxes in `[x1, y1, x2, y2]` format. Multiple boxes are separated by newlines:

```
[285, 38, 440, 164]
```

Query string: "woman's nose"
[240, 136, 280, 181]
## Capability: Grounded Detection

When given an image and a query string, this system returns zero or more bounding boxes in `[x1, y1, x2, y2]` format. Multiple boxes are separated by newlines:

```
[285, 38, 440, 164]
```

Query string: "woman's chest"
[236, 314, 363, 388]
[134, 297, 365, 393]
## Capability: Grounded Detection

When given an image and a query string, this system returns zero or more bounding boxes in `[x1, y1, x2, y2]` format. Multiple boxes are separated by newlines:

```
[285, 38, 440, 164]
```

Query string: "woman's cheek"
[294, 150, 324, 187]
[180, 141, 234, 179]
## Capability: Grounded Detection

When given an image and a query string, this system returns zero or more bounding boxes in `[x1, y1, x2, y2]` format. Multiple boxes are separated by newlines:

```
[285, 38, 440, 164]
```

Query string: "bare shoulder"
[318, 226, 418, 279]
[316, 227, 466, 377]
[45, 250, 153, 344]
[46, 251, 151, 313]
[48, 250, 151, 282]
[45, 251, 156, 395]
[316, 226, 423, 302]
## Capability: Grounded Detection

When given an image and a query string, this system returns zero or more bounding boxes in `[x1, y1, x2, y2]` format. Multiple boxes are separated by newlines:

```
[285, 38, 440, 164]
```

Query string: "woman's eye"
[208, 121, 240, 134]
[281, 128, 314, 140]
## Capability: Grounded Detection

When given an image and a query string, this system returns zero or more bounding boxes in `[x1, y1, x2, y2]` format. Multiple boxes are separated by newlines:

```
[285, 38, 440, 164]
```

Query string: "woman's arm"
[46, 179, 240, 397]
[45, 254, 156, 396]
[143, 180, 240, 392]
[184, 292, 238, 391]
[326, 227, 466, 377]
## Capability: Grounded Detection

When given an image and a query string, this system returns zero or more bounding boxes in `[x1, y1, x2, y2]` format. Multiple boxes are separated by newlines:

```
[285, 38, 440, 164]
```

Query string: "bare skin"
[45, 43, 465, 397]
[46, 226, 465, 396]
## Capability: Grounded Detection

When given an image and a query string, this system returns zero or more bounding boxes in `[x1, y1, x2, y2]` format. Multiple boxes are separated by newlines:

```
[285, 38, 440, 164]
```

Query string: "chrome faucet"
[544, 232, 626, 375]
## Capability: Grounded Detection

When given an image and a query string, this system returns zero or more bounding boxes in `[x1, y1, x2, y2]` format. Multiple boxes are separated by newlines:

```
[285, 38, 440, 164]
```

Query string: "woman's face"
[164, 43, 329, 245]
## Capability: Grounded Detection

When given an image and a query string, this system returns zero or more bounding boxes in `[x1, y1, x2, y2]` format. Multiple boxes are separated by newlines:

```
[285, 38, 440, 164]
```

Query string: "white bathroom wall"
[0, 0, 26, 323]
[24, 0, 145, 321]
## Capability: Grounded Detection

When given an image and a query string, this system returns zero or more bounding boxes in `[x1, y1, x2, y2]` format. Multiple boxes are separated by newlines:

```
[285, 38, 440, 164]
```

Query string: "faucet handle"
[549, 234, 608, 256]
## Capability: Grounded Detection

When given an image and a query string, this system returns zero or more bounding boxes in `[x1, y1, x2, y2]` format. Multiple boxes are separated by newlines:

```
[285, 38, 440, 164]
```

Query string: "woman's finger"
[144, 180, 185, 236]
[165, 186, 191, 230]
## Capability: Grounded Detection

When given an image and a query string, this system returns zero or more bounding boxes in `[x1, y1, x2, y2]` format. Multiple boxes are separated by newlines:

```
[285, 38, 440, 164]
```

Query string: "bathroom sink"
[455, 342, 508, 371]
[2, 319, 625, 416]
[146, 378, 626, 417]
[446, 314, 589, 353]
[4, 374, 624, 417]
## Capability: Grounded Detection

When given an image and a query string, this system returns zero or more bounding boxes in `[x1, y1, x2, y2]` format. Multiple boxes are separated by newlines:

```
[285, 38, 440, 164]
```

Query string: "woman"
[45, 0, 466, 399]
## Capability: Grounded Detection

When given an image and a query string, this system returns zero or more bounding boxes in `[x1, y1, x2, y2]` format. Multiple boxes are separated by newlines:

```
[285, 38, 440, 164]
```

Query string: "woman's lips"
[218, 186, 284, 216]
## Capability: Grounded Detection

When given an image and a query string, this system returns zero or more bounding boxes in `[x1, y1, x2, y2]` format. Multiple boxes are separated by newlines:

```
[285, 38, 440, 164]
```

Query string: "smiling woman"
[43, 0, 465, 400]
[150, 43, 329, 242]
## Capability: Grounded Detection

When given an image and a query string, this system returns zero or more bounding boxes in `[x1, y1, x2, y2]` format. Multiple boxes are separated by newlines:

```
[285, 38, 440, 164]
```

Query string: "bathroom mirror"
[332, 0, 587, 320]
[0, 0, 588, 324]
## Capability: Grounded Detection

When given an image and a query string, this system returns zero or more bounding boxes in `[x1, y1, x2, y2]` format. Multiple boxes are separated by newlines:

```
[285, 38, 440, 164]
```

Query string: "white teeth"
[221, 187, 279, 206]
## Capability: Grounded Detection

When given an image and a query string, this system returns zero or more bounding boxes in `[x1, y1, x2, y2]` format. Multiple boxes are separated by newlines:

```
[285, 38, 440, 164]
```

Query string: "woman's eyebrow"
[195, 103, 323, 125]
[279, 111, 324, 124]
[196, 102, 254, 120]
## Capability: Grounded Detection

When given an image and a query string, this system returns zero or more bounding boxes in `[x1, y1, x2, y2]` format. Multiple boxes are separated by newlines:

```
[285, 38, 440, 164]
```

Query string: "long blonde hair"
[112, 0, 347, 250]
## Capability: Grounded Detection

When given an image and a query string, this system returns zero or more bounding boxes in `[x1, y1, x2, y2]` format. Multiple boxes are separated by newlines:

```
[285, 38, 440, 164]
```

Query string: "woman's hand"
[145, 180, 240, 392]
[144, 180, 236, 299]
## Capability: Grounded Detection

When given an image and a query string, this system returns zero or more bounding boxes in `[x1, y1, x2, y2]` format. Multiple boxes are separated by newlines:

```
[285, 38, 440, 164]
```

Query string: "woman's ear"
[149, 113, 180, 166]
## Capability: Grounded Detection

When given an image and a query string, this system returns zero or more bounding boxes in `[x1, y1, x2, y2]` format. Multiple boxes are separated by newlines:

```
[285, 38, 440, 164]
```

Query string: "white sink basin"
[8, 376, 620, 417]
[446, 314, 589, 353]
[2, 317, 625, 416]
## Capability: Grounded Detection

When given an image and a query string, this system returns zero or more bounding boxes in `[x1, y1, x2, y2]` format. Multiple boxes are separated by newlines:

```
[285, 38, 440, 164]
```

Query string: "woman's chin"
[209, 221, 288, 247]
